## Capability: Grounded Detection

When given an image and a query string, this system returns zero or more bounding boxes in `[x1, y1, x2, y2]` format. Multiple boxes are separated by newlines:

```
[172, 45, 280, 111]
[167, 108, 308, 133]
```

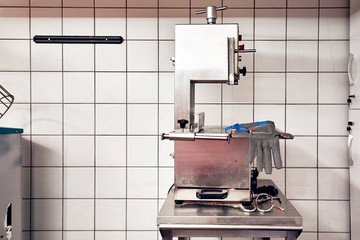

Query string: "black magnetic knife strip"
[33, 35, 124, 44]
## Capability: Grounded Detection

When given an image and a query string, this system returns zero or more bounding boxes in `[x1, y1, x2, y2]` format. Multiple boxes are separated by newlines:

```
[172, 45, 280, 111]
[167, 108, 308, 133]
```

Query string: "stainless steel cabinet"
[0, 128, 23, 240]
[349, 0, 360, 109]
[349, 110, 360, 239]
[349, 1, 360, 238]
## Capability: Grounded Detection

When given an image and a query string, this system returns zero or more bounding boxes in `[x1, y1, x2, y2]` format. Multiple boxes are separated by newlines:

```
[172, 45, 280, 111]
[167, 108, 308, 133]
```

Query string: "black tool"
[33, 35, 123, 44]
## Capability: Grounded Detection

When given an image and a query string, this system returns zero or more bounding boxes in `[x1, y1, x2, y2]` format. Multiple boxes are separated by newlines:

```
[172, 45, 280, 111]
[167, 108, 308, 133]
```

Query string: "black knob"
[347, 126, 352, 131]
[239, 67, 247, 76]
[348, 121, 354, 126]
[348, 95, 355, 103]
[177, 119, 189, 129]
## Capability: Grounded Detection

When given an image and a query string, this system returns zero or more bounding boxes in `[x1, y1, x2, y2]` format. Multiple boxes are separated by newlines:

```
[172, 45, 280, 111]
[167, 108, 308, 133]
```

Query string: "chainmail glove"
[247, 121, 293, 174]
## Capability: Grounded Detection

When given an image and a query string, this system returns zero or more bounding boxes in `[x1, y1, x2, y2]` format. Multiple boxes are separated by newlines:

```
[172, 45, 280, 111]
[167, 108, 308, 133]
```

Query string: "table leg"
[286, 231, 297, 240]
[160, 230, 172, 240]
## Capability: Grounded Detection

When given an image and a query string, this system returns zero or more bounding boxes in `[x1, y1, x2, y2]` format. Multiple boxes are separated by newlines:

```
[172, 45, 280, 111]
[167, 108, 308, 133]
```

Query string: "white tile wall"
[95, 199, 126, 230]
[95, 8, 126, 36]
[31, 136, 62, 166]
[95, 72, 127, 103]
[96, 136, 127, 166]
[0, 40, 30, 71]
[286, 137, 317, 167]
[0, 72, 30, 103]
[0, 8, 29, 38]
[95, 231, 125, 240]
[318, 168, 349, 200]
[319, 8, 349, 40]
[254, 73, 285, 103]
[95, 44, 127, 71]
[96, 168, 126, 198]
[63, 231, 94, 240]
[63, 45, 95, 71]
[291, 200, 318, 231]
[255, 9, 286, 40]
[31, 72, 62, 103]
[255, 41, 286, 72]
[287, 41, 318, 72]
[63, 199, 94, 230]
[128, 73, 158, 103]
[96, 104, 126, 134]
[159, 9, 189, 39]
[64, 136, 94, 166]
[318, 137, 348, 168]
[318, 200, 350, 232]
[31, 199, 62, 230]
[286, 168, 318, 199]
[287, 9, 318, 40]
[64, 167, 94, 198]
[31, 8, 62, 35]
[32, 167, 62, 198]
[31, 104, 62, 134]
[287, 73, 318, 104]
[0, 0, 350, 239]
[31, 44, 62, 71]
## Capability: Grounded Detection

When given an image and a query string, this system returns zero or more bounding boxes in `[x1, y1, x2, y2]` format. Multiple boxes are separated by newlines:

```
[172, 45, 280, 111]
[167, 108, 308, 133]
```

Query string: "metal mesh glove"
[247, 121, 293, 174]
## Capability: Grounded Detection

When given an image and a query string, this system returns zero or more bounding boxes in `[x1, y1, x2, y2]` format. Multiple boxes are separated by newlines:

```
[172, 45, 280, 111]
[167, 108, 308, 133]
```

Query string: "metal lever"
[195, 6, 227, 24]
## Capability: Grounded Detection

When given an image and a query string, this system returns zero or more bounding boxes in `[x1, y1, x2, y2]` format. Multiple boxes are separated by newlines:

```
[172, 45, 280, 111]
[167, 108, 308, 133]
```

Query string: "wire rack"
[0, 85, 14, 119]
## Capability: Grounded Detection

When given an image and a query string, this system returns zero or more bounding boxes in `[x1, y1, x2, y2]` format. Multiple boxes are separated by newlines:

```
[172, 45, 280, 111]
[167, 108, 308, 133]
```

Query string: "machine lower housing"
[174, 133, 251, 203]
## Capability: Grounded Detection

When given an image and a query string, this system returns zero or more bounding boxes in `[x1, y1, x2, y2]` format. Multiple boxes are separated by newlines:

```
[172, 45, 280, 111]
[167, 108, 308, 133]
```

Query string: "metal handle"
[195, 6, 227, 24]
[228, 37, 236, 85]
[162, 132, 230, 141]
[195, 6, 227, 15]
[348, 53, 355, 86]
[196, 189, 228, 200]
[235, 49, 257, 53]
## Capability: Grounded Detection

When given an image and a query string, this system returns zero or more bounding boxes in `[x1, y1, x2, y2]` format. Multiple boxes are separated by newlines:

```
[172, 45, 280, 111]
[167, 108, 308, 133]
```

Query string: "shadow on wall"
[21, 137, 64, 233]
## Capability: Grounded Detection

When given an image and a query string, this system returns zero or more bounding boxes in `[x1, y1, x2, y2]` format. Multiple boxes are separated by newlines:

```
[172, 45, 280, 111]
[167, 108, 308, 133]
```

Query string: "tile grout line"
[284, 0, 288, 197]
[156, 0, 160, 239]
[251, 0, 256, 177]
[60, 1, 65, 239]
[61, 0, 65, 238]
[93, 0, 97, 239]
[220, 0, 224, 129]
[252, 0, 256, 123]
[317, 1, 321, 239]
[28, 1, 32, 239]
[125, 1, 128, 239]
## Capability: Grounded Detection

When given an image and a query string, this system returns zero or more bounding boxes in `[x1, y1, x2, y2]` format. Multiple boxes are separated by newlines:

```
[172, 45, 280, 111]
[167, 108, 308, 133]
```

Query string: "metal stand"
[158, 180, 302, 240]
